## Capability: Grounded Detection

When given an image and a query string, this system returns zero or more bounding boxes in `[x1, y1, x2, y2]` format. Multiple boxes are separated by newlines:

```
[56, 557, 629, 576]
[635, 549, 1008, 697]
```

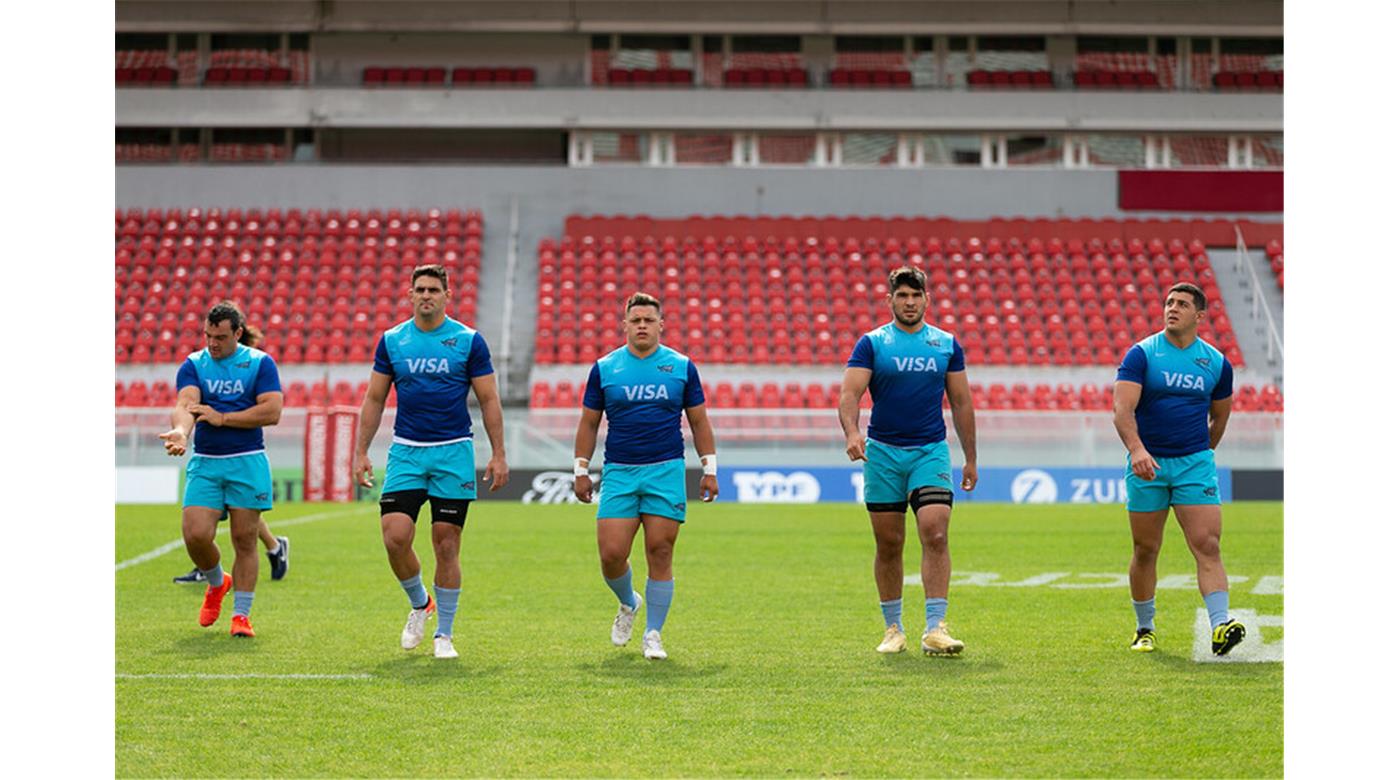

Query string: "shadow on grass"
[159, 633, 265, 659]
[1146, 651, 1282, 676]
[573, 652, 730, 683]
[367, 654, 507, 684]
[876, 652, 1006, 676]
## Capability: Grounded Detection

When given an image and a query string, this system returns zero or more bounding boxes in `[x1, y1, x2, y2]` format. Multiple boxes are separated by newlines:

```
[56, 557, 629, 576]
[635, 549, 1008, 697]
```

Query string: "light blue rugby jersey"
[373, 317, 493, 444]
[1116, 331, 1233, 458]
[175, 343, 282, 456]
[847, 321, 965, 447]
[582, 344, 705, 465]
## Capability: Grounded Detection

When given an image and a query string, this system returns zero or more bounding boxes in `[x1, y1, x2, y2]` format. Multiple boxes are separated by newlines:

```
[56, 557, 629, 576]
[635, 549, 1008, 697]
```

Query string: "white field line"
[116, 673, 372, 680]
[115, 507, 364, 572]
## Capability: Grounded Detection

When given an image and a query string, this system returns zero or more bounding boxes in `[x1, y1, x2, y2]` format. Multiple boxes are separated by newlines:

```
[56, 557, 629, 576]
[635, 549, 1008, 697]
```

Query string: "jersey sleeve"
[1116, 345, 1147, 384]
[175, 358, 199, 390]
[1212, 358, 1234, 401]
[948, 338, 966, 372]
[253, 354, 282, 395]
[581, 363, 604, 410]
[372, 335, 394, 377]
[466, 332, 494, 378]
[846, 335, 874, 369]
[683, 360, 705, 408]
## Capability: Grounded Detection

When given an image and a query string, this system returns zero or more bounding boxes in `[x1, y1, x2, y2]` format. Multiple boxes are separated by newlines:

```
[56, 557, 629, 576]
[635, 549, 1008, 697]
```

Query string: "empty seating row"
[116, 67, 178, 85]
[721, 67, 808, 87]
[528, 380, 1284, 412]
[363, 66, 536, 86]
[610, 68, 695, 85]
[1072, 70, 1160, 89]
[969, 69, 1055, 89]
[204, 67, 295, 85]
[1214, 71, 1283, 89]
[829, 68, 913, 87]
[115, 207, 482, 364]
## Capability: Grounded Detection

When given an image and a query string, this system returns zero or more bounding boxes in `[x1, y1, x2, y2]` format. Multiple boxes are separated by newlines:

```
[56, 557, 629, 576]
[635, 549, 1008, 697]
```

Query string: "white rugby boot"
[611, 591, 643, 646]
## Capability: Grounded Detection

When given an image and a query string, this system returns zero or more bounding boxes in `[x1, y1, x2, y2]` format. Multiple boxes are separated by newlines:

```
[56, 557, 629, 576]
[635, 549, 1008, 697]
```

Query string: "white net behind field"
[115, 409, 1284, 471]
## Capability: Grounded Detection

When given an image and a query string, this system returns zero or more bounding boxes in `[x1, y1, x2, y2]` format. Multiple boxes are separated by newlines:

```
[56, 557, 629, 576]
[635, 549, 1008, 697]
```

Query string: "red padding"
[1118, 171, 1282, 212]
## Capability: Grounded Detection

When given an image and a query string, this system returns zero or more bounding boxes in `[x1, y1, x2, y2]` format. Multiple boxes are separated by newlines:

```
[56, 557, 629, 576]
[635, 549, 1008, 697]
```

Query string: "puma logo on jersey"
[893, 357, 941, 372]
[623, 384, 670, 401]
[406, 357, 451, 374]
[1162, 371, 1206, 390]
[204, 379, 245, 394]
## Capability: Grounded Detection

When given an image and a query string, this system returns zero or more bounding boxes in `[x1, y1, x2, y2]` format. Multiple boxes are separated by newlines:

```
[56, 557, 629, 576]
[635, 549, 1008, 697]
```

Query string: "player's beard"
[896, 307, 924, 326]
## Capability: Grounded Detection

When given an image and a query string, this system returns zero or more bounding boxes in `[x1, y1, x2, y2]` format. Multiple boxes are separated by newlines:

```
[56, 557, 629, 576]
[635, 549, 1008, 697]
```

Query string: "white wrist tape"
[700, 454, 718, 476]
[574, 457, 590, 478]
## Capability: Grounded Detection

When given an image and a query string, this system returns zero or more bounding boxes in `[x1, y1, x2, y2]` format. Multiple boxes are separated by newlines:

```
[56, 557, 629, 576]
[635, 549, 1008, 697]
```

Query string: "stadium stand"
[114, 207, 482, 365]
[362, 66, 536, 86]
[1265, 239, 1283, 289]
[968, 69, 1054, 89]
[531, 215, 1273, 369]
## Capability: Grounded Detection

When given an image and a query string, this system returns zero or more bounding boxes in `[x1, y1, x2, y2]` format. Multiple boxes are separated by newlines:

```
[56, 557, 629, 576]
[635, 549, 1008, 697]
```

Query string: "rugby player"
[354, 265, 509, 660]
[1114, 282, 1246, 656]
[158, 301, 283, 638]
[572, 293, 718, 661]
[839, 266, 978, 656]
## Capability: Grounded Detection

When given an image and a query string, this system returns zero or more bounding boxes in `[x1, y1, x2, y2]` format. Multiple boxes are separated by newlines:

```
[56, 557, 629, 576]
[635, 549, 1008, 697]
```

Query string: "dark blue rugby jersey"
[1116, 331, 1233, 458]
[582, 344, 705, 465]
[175, 344, 282, 456]
[373, 317, 493, 444]
[847, 321, 965, 447]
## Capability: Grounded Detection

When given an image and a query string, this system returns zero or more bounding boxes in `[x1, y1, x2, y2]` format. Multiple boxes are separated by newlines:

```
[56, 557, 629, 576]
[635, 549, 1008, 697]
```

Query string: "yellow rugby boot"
[875, 624, 907, 654]
[921, 620, 965, 656]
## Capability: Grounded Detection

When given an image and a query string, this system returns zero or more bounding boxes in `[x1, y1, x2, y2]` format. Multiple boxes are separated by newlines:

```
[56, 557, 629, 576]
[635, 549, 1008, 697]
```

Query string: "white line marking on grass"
[116, 673, 373, 680]
[1193, 608, 1283, 663]
[115, 507, 364, 572]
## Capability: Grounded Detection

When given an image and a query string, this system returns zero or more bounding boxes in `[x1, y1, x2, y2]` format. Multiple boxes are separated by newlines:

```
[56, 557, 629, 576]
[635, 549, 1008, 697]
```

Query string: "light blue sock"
[434, 586, 461, 638]
[605, 567, 638, 609]
[1133, 597, 1156, 630]
[233, 591, 254, 618]
[200, 563, 225, 587]
[1203, 590, 1230, 628]
[880, 598, 903, 630]
[645, 578, 674, 634]
[399, 574, 429, 610]
[925, 597, 948, 633]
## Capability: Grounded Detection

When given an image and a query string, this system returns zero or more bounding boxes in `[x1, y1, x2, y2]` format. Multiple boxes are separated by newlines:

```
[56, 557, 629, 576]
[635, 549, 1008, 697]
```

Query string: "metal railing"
[1233, 225, 1284, 367]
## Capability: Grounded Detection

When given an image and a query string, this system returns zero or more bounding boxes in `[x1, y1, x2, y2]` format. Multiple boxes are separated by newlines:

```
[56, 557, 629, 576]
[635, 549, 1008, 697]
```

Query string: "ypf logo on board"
[1011, 469, 1059, 503]
[732, 471, 821, 503]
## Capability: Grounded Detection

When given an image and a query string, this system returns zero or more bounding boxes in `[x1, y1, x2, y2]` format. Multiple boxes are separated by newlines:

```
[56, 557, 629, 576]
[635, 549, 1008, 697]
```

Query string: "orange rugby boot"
[198, 572, 234, 627]
[230, 614, 256, 638]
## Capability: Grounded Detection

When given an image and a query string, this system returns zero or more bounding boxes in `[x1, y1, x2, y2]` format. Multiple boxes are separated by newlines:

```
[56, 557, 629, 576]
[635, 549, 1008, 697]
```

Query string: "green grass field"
[116, 501, 1282, 778]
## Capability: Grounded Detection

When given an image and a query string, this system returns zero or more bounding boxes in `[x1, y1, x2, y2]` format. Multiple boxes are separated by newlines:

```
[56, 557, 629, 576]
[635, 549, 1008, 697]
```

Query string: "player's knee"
[598, 543, 630, 569]
[229, 524, 258, 550]
[922, 527, 949, 552]
[644, 540, 674, 566]
[1191, 533, 1221, 560]
[874, 536, 904, 560]
[1132, 539, 1161, 562]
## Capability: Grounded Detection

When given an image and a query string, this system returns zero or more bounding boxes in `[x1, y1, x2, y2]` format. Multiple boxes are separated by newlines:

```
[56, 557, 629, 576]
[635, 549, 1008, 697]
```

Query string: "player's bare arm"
[1208, 396, 1232, 450]
[838, 366, 872, 461]
[685, 403, 719, 502]
[573, 407, 604, 502]
[1113, 380, 1160, 480]
[354, 370, 393, 487]
[470, 372, 510, 490]
[158, 385, 202, 457]
[189, 391, 283, 429]
[945, 369, 978, 491]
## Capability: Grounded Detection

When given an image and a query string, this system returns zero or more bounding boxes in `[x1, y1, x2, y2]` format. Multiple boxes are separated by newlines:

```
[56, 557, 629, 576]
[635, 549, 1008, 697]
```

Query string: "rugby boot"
[198, 572, 234, 627]
[611, 591, 643, 646]
[230, 614, 256, 638]
[876, 624, 907, 654]
[1129, 627, 1157, 652]
[921, 620, 965, 656]
[1211, 619, 1246, 656]
[401, 596, 436, 650]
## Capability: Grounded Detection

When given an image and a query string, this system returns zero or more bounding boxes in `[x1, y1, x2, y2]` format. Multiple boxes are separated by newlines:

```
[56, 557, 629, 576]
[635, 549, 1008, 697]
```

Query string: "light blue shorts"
[184, 451, 273, 512]
[863, 438, 954, 505]
[382, 439, 477, 500]
[1125, 449, 1221, 512]
[598, 459, 687, 522]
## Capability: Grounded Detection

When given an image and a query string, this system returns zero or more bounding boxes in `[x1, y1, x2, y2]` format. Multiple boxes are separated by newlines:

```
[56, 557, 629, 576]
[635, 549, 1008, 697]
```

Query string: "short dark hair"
[624, 292, 662, 317]
[206, 300, 262, 345]
[888, 266, 927, 294]
[1167, 282, 1207, 311]
[411, 264, 449, 288]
